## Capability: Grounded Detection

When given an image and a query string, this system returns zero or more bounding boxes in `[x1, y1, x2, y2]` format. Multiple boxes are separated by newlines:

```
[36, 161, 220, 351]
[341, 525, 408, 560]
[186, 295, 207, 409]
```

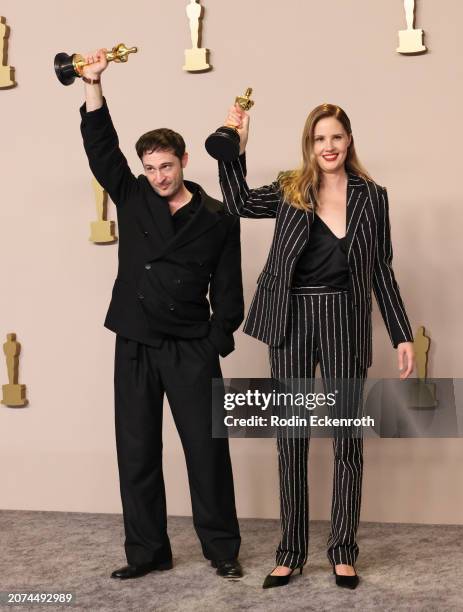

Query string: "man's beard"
[153, 175, 182, 199]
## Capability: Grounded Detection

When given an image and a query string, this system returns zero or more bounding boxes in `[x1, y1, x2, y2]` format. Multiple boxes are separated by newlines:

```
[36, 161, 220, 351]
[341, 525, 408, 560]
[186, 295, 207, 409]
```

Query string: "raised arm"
[217, 103, 281, 218]
[79, 49, 136, 206]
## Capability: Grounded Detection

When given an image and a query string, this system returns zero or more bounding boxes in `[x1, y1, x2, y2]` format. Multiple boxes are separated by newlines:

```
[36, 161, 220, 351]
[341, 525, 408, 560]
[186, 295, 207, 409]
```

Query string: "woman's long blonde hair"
[279, 104, 372, 210]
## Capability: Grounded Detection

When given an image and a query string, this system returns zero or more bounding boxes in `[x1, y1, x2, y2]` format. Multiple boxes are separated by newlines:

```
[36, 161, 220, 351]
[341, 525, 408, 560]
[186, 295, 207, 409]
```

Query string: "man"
[78, 49, 244, 580]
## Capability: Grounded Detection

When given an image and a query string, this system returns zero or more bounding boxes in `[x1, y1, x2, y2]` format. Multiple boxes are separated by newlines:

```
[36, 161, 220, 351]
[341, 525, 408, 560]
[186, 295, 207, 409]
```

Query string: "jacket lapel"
[345, 173, 368, 259]
[163, 197, 221, 255]
[140, 180, 221, 259]
[139, 175, 175, 243]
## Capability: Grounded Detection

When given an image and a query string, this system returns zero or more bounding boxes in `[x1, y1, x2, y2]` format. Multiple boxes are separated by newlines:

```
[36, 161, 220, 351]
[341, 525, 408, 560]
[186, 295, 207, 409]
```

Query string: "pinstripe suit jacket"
[218, 154, 413, 368]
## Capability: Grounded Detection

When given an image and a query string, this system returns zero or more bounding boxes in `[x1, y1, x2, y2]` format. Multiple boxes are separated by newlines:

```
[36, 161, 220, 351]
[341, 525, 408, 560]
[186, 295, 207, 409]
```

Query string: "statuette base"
[407, 381, 437, 409]
[2, 384, 27, 407]
[183, 48, 210, 72]
[397, 29, 426, 54]
[90, 220, 117, 244]
[205, 127, 241, 162]
[0, 65, 14, 88]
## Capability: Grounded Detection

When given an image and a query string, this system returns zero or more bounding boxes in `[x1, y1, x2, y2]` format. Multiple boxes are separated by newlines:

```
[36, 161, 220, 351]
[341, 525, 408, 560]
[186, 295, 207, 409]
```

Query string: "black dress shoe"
[333, 566, 359, 589]
[262, 566, 303, 589]
[111, 560, 173, 580]
[211, 558, 243, 579]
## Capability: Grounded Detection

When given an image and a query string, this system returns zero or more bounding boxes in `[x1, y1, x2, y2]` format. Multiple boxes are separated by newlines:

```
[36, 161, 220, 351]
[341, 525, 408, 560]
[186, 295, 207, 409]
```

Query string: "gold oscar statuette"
[205, 88, 255, 161]
[397, 0, 427, 54]
[1, 333, 28, 408]
[54, 43, 138, 86]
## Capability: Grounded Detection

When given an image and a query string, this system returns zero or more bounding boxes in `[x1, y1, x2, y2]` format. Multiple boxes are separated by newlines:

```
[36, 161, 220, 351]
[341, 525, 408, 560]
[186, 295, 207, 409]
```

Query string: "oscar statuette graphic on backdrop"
[90, 178, 117, 244]
[2, 333, 28, 407]
[397, 0, 427, 53]
[183, 0, 211, 71]
[0, 16, 15, 88]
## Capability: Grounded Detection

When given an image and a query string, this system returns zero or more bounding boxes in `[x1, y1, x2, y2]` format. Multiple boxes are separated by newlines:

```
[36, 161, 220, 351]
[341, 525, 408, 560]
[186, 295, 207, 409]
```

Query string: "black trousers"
[269, 287, 367, 569]
[114, 335, 241, 565]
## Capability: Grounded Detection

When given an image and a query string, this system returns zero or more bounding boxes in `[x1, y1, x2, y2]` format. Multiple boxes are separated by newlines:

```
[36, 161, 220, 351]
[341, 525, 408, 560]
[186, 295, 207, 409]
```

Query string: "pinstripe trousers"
[269, 286, 367, 569]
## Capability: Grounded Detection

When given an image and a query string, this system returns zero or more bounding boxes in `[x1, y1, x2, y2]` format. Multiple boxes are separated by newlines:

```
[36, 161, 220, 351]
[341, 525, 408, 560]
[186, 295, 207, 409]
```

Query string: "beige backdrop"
[1, 0, 462, 524]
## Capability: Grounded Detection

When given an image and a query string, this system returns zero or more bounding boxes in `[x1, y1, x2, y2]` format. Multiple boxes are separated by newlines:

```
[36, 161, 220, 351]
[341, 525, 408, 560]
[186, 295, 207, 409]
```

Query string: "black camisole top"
[292, 214, 349, 290]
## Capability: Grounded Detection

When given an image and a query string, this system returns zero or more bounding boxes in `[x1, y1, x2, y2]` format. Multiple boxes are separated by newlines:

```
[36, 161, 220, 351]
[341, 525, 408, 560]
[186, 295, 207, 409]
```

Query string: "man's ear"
[181, 152, 189, 169]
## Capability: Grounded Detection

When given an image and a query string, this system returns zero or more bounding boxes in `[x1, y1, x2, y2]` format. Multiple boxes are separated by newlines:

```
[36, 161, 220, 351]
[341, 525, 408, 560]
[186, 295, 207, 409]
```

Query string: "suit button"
[145, 263, 152, 270]
[138, 294, 145, 300]
[198, 261, 204, 267]
[174, 279, 181, 285]
[169, 303, 175, 311]
[143, 230, 149, 237]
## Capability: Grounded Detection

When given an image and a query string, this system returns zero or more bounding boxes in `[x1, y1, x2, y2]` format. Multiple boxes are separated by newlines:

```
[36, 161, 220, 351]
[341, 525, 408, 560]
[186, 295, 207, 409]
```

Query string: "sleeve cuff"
[79, 97, 110, 122]
[208, 322, 235, 357]
[393, 335, 414, 348]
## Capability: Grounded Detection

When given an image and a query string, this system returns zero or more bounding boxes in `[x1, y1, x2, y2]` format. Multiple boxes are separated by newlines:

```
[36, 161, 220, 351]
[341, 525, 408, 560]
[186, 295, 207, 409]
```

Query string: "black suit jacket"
[218, 154, 413, 368]
[80, 100, 244, 357]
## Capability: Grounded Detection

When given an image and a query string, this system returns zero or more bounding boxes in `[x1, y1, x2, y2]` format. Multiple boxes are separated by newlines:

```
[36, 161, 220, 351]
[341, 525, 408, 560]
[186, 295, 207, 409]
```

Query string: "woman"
[217, 103, 415, 589]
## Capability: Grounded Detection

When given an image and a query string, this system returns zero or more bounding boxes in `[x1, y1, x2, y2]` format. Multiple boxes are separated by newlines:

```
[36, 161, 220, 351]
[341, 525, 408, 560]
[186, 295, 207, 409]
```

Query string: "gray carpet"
[1, 510, 462, 612]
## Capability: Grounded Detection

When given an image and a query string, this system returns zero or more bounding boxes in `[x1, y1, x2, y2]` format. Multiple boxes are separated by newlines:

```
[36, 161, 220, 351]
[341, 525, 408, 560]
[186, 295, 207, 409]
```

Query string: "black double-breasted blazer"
[218, 155, 413, 368]
[79, 100, 244, 357]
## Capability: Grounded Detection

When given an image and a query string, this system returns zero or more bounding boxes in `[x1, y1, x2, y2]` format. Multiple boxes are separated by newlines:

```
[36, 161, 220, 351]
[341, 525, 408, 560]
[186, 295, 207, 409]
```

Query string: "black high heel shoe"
[332, 565, 359, 589]
[262, 566, 303, 589]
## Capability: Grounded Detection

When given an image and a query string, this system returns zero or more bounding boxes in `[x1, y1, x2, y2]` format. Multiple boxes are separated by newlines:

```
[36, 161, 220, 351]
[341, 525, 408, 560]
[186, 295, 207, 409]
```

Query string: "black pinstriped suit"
[218, 154, 414, 568]
[218, 154, 413, 368]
